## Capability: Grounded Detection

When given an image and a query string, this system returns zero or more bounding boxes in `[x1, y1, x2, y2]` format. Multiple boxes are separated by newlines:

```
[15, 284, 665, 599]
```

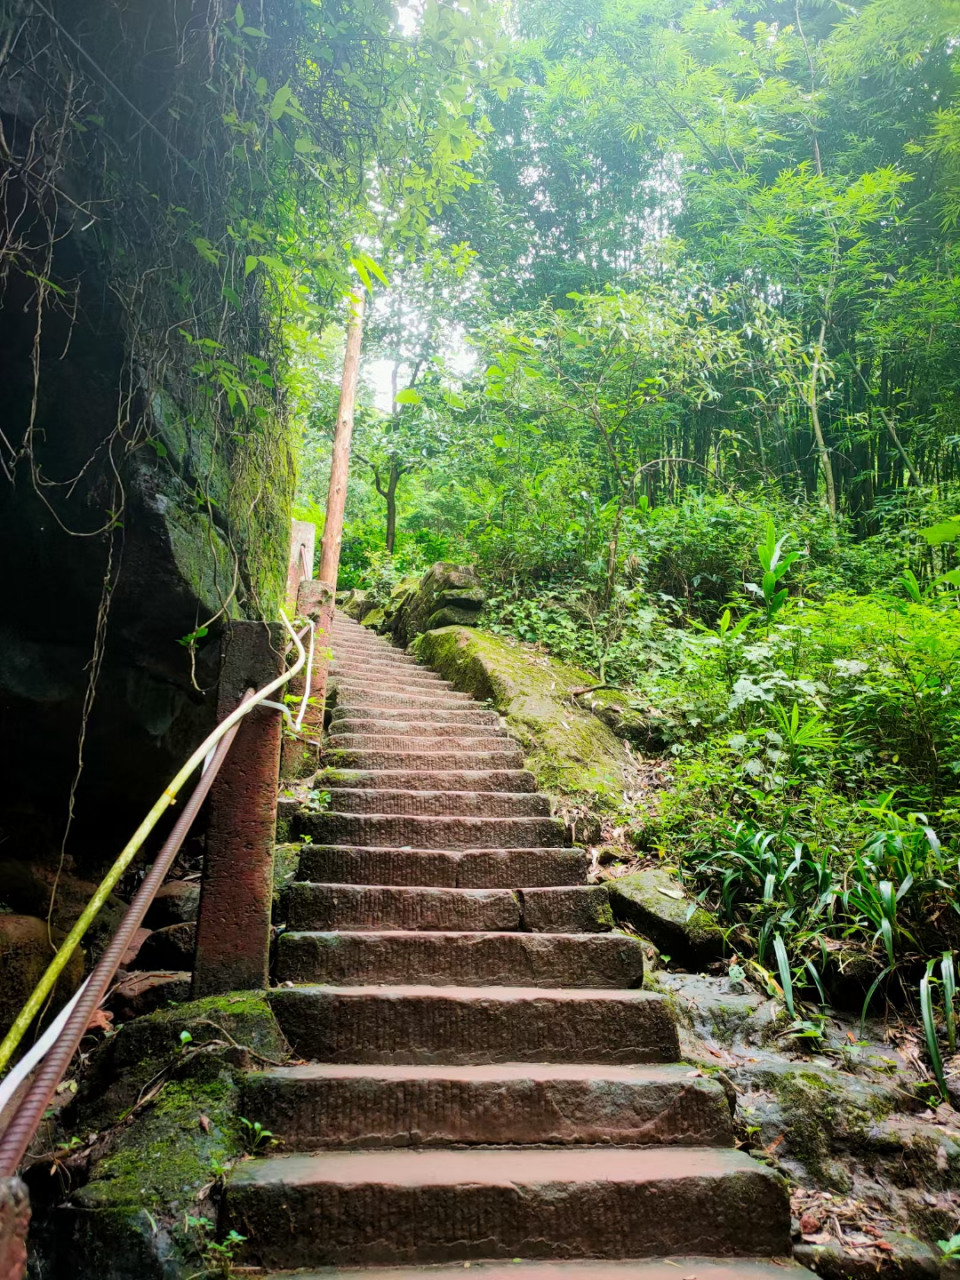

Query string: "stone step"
[269, 984, 678, 1064]
[330, 706, 501, 727]
[287, 883, 522, 931]
[327, 734, 508, 754]
[331, 662, 448, 682]
[286, 884, 611, 932]
[298, 813, 564, 849]
[224, 1146, 790, 1269]
[331, 649, 421, 666]
[313, 768, 536, 793]
[276, 930, 643, 987]
[331, 661, 452, 681]
[331, 688, 476, 710]
[324, 749, 524, 771]
[261, 1261, 816, 1280]
[332, 676, 459, 697]
[242, 1061, 734, 1149]
[321, 789, 550, 816]
[521, 885, 613, 931]
[297, 846, 589, 889]
[332, 719, 508, 740]
[330, 650, 419, 670]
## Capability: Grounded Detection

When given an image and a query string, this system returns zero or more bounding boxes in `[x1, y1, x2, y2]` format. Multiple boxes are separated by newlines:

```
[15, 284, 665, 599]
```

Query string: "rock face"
[413, 626, 636, 809]
[0, 0, 294, 886]
[0, 915, 85, 1047]
[648, 968, 960, 1278]
[608, 867, 724, 966]
[144, 881, 201, 929]
[346, 564, 487, 648]
[29, 994, 287, 1279]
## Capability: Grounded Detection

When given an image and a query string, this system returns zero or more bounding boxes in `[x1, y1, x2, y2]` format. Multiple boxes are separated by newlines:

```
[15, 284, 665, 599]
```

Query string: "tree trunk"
[385, 462, 399, 554]
[318, 290, 365, 589]
[808, 319, 838, 517]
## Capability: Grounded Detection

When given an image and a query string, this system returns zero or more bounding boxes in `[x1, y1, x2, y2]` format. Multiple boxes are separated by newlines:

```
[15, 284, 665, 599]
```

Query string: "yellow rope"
[0, 612, 305, 1078]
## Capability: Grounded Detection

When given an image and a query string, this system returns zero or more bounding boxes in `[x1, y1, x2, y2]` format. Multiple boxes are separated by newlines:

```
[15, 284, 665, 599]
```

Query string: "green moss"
[58, 993, 288, 1276]
[609, 868, 723, 963]
[273, 842, 301, 920]
[76, 1075, 240, 1213]
[414, 626, 634, 812]
[361, 606, 386, 629]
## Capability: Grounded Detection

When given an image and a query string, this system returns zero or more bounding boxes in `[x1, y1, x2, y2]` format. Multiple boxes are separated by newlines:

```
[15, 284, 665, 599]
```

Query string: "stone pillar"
[285, 518, 316, 615]
[192, 622, 284, 997]
[0, 1179, 29, 1280]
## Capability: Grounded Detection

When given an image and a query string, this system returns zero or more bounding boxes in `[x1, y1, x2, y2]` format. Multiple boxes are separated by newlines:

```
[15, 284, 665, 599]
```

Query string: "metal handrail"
[0, 612, 307, 1078]
[0, 578, 316, 1175]
[0, 696, 249, 1174]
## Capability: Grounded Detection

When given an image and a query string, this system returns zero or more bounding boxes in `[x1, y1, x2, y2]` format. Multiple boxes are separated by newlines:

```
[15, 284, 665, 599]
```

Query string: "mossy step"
[268, 984, 680, 1064]
[326, 733, 509, 753]
[261, 1261, 816, 1280]
[312, 768, 536, 792]
[324, 749, 525, 771]
[329, 706, 501, 727]
[298, 812, 565, 849]
[319, 788, 550, 816]
[296, 845, 589, 888]
[275, 929, 644, 987]
[241, 1061, 734, 1149]
[285, 883, 610, 932]
[331, 718, 509, 739]
[224, 1146, 789, 1269]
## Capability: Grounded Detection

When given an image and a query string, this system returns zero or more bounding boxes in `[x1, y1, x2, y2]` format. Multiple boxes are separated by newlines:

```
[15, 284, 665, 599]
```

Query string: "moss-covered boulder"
[392, 564, 485, 646]
[576, 688, 675, 751]
[340, 588, 373, 620]
[608, 867, 723, 966]
[413, 626, 635, 811]
[29, 994, 289, 1279]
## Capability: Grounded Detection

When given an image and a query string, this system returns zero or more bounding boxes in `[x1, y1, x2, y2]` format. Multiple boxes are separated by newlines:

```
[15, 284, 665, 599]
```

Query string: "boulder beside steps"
[224, 612, 810, 1277]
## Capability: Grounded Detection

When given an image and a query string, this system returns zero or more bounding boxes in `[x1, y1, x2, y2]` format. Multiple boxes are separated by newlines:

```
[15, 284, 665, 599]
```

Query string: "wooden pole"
[319, 289, 366, 589]
[314, 289, 366, 711]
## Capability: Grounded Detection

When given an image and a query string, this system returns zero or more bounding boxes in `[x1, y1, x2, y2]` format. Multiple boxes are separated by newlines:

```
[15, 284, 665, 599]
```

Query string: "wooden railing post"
[192, 621, 284, 997]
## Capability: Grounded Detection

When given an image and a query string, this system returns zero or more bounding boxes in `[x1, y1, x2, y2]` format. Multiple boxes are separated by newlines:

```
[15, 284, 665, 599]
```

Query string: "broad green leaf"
[269, 85, 293, 120]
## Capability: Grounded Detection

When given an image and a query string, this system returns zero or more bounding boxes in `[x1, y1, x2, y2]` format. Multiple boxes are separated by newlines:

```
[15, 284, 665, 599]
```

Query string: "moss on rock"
[413, 626, 636, 811]
[34, 993, 288, 1279]
[608, 867, 723, 966]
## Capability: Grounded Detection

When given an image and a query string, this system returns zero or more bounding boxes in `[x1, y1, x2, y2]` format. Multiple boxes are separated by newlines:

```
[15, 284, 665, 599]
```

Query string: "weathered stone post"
[0, 1178, 29, 1280]
[192, 621, 284, 997]
[285, 518, 316, 615]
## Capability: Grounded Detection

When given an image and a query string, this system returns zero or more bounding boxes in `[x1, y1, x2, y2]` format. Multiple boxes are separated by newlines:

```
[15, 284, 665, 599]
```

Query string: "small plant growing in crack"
[238, 1116, 279, 1153]
[184, 1214, 246, 1278]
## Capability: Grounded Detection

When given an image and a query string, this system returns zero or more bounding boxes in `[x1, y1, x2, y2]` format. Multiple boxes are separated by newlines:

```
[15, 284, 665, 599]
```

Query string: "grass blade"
[921, 961, 948, 1104]
[942, 952, 957, 1055]
[859, 964, 892, 1037]
[806, 958, 828, 1008]
[773, 933, 795, 1018]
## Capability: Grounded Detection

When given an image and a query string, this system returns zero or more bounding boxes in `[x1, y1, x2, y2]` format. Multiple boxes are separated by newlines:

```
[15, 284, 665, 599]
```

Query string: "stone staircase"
[224, 612, 809, 1278]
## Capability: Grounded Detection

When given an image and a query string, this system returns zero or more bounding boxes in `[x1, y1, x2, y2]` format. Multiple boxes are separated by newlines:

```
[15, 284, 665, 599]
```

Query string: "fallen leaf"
[800, 1213, 821, 1234]
[199, 1114, 211, 1134]
[86, 1008, 114, 1033]
[656, 886, 684, 900]
[875, 1241, 894, 1252]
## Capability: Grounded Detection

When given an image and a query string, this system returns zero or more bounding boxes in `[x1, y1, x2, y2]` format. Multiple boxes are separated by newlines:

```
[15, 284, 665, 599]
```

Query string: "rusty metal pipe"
[0, 691, 253, 1177]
